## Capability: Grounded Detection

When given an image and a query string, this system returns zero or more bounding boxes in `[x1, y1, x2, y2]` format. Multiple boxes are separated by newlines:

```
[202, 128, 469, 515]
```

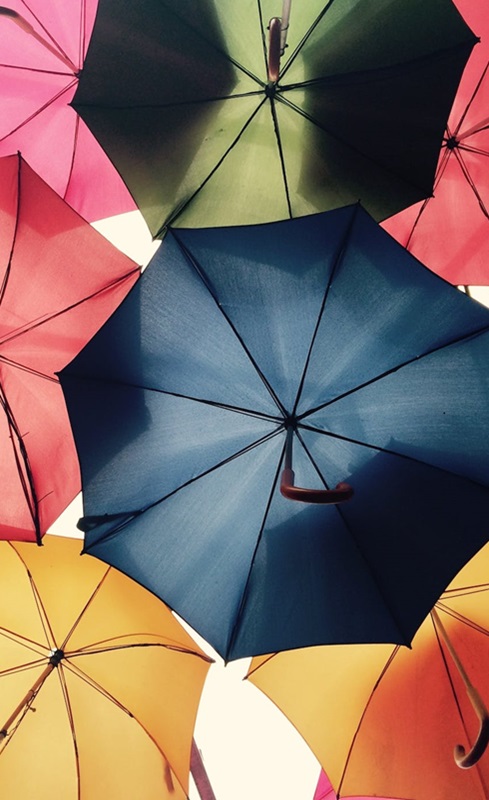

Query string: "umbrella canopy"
[0, 0, 136, 221]
[247, 541, 489, 800]
[72, 0, 476, 236]
[0, 533, 212, 799]
[382, 0, 489, 285]
[59, 205, 489, 662]
[0, 152, 139, 543]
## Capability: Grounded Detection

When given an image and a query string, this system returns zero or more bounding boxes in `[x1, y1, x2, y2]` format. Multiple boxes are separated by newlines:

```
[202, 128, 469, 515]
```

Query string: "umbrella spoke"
[59, 657, 178, 785]
[0, 269, 139, 348]
[55, 665, 81, 800]
[0, 385, 41, 542]
[452, 147, 489, 219]
[172, 230, 288, 415]
[78, 426, 285, 543]
[0, 7, 77, 72]
[300, 322, 489, 419]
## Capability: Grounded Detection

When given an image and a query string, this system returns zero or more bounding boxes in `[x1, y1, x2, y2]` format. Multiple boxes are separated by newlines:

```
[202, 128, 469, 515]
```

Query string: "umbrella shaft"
[0, 662, 54, 738]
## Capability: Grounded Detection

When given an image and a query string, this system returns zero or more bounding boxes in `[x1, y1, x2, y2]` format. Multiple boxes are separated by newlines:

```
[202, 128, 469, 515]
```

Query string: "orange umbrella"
[247, 542, 489, 800]
[0, 534, 213, 798]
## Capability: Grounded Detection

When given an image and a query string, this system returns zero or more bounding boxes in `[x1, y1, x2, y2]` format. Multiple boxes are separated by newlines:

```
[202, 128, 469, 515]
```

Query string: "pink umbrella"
[0, 0, 136, 221]
[382, 0, 489, 285]
[0, 152, 139, 543]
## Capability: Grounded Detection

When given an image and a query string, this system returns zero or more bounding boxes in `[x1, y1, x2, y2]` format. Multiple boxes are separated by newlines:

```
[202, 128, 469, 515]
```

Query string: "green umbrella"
[73, 0, 476, 237]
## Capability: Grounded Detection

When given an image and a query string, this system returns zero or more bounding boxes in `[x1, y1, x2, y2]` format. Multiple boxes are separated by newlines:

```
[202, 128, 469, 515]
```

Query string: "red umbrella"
[0, 0, 136, 221]
[382, 0, 489, 285]
[0, 152, 139, 543]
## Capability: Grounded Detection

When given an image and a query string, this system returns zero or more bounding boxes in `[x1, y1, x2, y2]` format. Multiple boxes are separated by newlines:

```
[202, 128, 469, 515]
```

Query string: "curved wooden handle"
[280, 467, 353, 504]
[267, 17, 281, 82]
[432, 607, 489, 769]
[454, 685, 489, 769]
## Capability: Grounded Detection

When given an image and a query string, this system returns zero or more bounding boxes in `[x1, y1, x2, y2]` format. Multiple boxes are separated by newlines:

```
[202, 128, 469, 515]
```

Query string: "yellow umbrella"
[0, 534, 213, 799]
[247, 543, 489, 800]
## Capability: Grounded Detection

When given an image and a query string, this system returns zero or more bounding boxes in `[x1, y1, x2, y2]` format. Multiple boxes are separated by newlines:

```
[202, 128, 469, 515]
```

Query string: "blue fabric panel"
[84, 435, 284, 658]
[65, 233, 280, 417]
[62, 373, 280, 515]
[296, 209, 489, 414]
[173, 207, 356, 412]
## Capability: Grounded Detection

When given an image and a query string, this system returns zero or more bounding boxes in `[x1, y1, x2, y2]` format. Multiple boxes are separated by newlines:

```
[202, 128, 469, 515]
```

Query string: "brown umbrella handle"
[454, 685, 489, 769]
[280, 428, 353, 505]
[433, 608, 489, 768]
[267, 17, 281, 82]
[0, 7, 77, 70]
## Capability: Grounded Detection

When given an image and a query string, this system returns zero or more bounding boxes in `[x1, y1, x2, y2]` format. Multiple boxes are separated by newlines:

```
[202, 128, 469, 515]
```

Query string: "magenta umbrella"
[382, 0, 489, 285]
[313, 770, 394, 800]
[0, 0, 136, 221]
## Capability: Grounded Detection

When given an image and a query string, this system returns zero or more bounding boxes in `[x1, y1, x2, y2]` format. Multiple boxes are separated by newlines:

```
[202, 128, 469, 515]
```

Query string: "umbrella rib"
[225, 435, 285, 662]
[0, 77, 77, 144]
[0, 656, 48, 678]
[67, 640, 213, 664]
[55, 666, 82, 800]
[159, 96, 269, 231]
[2, 2, 80, 72]
[299, 322, 489, 419]
[0, 151, 21, 305]
[59, 658, 183, 790]
[442, 584, 489, 600]
[294, 428, 422, 640]
[82, 428, 284, 548]
[298, 420, 489, 491]
[0, 266, 139, 347]
[0, 384, 42, 543]
[268, 95, 293, 217]
[275, 88, 437, 198]
[59, 566, 112, 650]
[277, 1, 335, 82]
[436, 601, 489, 638]
[0, 354, 58, 383]
[158, 0, 264, 87]
[63, 374, 283, 423]
[0, 61, 76, 78]
[396, 145, 452, 249]
[292, 205, 359, 416]
[452, 147, 489, 218]
[337, 646, 398, 797]
[170, 230, 288, 415]
[431, 611, 477, 763]
[275, 38, 476, 196]
[454, 61, 489, 137]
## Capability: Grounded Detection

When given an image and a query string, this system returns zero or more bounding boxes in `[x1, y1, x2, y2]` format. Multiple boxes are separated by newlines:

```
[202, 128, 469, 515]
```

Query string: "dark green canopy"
[74, 0, 476, 236]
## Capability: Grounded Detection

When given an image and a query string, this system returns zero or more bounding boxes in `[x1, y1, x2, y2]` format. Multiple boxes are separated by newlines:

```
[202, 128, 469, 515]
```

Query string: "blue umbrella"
[59, 205, 489, 661]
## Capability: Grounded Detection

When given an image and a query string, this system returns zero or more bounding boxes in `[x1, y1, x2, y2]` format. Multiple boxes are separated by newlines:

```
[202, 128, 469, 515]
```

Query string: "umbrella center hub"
[446, 135, 459, 150]
[49, 648, 64, 666]
[265, 82, 278, 98]
[283, 415, 297, 431]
